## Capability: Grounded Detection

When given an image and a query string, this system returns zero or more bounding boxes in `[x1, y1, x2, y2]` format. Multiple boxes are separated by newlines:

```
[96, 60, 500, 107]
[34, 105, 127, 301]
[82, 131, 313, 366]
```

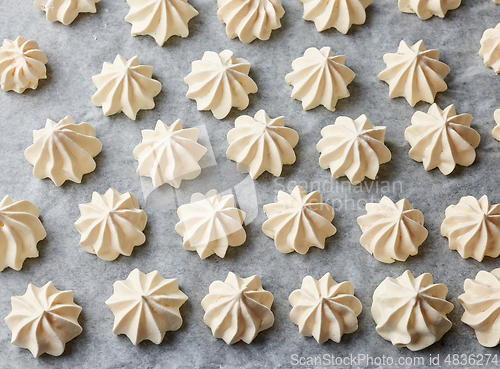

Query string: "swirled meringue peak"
[133, 119, 207, 188]
[175, 190, 246, 259]
[75, 189, 147, 261]
[24, 116, 102, 186]
[125, 0, 198, 46]
[441, 195, 500, 261]
[493, 109, 500, 141]
[0, 36, 47, 93]
[0, 196, 46, 271]
[405, 104, 480, 175]
[217, 0, 285, 43]
[398, 0, 460, 19]
[480, 24, 500, 74]
[5, 282, 82, 357]
[317, 114, 391, 185]
[92, 55, 162, 120]
[262, 186, 336, 254]
[226, 110, 299, 179]
[201, 272, 274, 344]
[378, 40, 450, 106]
[300, 0, 372, 33]
[357, 197, 428, 263]
[285, 47, 355, 111]
[459, 269, 500, 347]
[35, 0, 100, 25]
[106, 269, 188, 345]
[184, 50, 258, 119]
[372, 270, 453, 351]
[289, 273, 362, 343]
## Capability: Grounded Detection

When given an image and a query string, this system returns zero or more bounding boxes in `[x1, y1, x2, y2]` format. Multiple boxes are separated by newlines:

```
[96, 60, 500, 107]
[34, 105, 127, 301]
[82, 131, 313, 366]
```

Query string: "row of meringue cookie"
[3, 185, 497, 271]
[6, 268, 500, 358]
[32, 0, 461, 44]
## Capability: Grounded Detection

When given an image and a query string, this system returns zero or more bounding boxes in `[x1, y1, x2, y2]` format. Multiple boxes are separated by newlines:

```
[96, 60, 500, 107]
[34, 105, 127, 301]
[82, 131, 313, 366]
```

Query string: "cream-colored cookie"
[480, 23, 500, 73]
[379, 40, 450, 106]
[289, 273, 362, 343]
[317, 114, 391, 185]
[405, 104, 480, 175]
[262, 186, 336, 254]
[35, 0, 100, 25]
[24, 116, 102, 186]
[125, 0, 198, 46]
[106, 269, 188, 345]
[175, 190, 246, 259]
[285, 47, 355, 111]
[398, 0, 460, 19]
[184, 50, 258, 119]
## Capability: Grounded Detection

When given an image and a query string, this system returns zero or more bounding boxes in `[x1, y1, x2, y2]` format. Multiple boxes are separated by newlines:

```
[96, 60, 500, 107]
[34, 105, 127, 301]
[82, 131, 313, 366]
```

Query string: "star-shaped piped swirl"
[357, 197, 428, 263]
[201, 272, 274, 344]
[35, 0, 100, 25]
[226, 109, 299, 179]
[75, 189, 148, 261]
[125, 0, 198, 46]
[404, 104, 480, 175]
[24, 116, 102, 186]
[493, 109, 500, 141]
[285, 47, 355, 111]
[106, 269, 188, 345]
[184, 50, 258, 119]
[0, 36, 48, 93]
[378, 40, 450, 106]
[316, 114, 391, 185]
[92, 55, 162, 120]
[372, 270, 453, 351]
[299, 0, 373, 34]
[289, 273, 362, 343]
[0, 196, 46, 271]
[398, 0, 460, 19]
[480, 23, 500, 74]
[441, 195, 500, 261]
[133, 119, 207, 188]
[217, 0, 285, 43]
[5, 282, 83, 357]
[262, 185, 336, 254]
[175, 190, 246, 259]
[458, 269, 500, 347]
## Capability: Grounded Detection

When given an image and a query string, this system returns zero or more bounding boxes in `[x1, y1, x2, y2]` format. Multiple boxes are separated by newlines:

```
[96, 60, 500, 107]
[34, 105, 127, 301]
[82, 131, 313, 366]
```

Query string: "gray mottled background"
[1, 0, 500, 368]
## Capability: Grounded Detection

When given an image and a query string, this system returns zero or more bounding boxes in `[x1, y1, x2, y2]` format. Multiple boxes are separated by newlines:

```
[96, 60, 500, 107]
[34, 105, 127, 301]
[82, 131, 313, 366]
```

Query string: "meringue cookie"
[133, 119, 207, 188]
[441, 195, 500, 261]
[317, 114, 391, 185]
[493, 109, 500, 141]
[0, 196, 46, 271]
[5, 282, 82, 357]
[378, 40, 450, 106]
[106, 269, 188, 345]
[217, 0, 285, 43]
[262, 186, 336, 254]
[289, 273, 362, 343]
[285, 47, 355, 111]
[75, 189, 147, 261]
[35, 0, 100, 25]
[372, 270, 453, 351]
[201, 272, 274, 344]
[125, 0, 198, 46]
[480, 24, 500, 74]
[299, 0, 373, 34]
[458, 269, 500, 347]
[175, 190, 246, 259]
[184, 50, 258, 119]
[404, 104, 480, 175]
[357, 197, 428, 264]
[92, 55, 162, 120]
[226, 110, 299, 179]
[0, 36, 48, 93]
[24, 116, 102, 186]
[398, 0, 460, 19]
